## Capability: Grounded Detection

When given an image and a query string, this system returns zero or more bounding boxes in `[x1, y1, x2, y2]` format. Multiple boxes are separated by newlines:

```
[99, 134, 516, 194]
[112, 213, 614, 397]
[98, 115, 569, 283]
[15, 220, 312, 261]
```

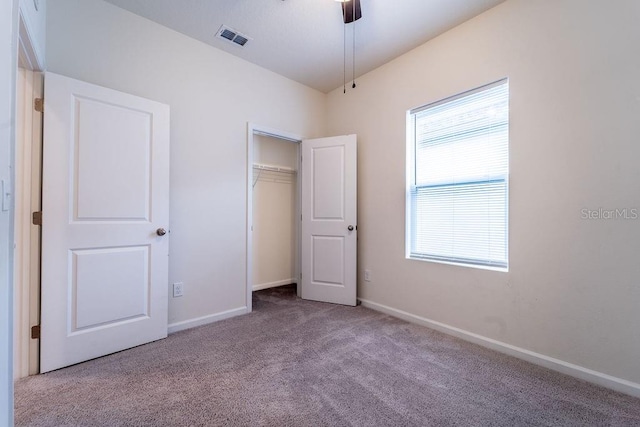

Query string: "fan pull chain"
[343, 19, 347, 94]
[352, 0, 356, 89]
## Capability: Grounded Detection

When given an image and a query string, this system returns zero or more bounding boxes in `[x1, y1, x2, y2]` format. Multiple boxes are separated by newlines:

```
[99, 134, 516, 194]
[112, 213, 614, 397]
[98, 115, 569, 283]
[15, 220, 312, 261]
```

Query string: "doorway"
[246, 124, 302, 312]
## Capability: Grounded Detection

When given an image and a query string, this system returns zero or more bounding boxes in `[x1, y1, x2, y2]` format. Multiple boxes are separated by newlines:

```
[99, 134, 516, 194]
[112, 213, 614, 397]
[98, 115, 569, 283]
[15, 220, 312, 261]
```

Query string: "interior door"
[301, 135, 357, 306]
[40, 72, 170, 373]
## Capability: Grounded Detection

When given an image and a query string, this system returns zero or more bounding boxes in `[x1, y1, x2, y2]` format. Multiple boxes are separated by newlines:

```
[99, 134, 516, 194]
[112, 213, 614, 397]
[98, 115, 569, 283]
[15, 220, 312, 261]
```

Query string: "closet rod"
[253, 130, 301, 143]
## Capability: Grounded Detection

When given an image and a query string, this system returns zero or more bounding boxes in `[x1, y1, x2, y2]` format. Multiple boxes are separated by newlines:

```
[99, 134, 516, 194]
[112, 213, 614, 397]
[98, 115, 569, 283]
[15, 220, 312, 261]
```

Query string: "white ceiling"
[102, 0, 505, 93]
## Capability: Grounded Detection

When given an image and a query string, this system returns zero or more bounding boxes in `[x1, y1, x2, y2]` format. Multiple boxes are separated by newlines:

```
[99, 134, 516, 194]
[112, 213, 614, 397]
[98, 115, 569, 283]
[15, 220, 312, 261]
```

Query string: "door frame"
[14, 67, 43, 378]
[14, 8, 45, 379]
[2, 2, 19, 422]
[246, 123, 303, 312]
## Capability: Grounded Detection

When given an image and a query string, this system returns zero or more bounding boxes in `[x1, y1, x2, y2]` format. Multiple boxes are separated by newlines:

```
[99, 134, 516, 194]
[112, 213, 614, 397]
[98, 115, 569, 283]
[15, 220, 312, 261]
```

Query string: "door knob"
[347, 225, 354, 231]
[156, 228, 167, 236]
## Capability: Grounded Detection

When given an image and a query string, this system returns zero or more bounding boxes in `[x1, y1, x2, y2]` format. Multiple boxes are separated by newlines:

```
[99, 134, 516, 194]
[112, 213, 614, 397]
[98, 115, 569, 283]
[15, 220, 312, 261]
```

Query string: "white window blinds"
[407, 79, 509, 269]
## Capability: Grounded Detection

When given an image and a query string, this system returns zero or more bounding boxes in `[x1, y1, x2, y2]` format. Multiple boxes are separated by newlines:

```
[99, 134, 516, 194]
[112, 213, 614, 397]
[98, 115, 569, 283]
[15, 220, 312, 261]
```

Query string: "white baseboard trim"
[168, 307, 248, 334]
[359, 298, 640, 398]
[252, 279, 295, 292]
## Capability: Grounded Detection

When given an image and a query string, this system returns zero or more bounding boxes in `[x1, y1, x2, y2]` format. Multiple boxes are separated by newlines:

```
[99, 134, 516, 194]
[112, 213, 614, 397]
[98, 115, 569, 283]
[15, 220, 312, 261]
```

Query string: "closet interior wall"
[252, 134, 298, 291]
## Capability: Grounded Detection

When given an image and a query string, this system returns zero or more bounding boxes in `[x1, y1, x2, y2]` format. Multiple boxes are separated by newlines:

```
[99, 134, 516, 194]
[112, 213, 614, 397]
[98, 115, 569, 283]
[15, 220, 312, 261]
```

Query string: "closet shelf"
[252, 163, 297, 174]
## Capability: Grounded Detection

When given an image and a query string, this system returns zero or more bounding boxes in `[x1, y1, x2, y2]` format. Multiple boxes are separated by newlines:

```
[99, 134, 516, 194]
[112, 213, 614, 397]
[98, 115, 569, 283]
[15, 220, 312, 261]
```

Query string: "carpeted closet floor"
[14, 285, 640, 426]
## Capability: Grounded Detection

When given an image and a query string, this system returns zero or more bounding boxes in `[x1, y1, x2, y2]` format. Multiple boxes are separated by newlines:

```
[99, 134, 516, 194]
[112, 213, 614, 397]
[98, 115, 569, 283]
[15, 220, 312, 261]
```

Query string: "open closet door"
[40, 72, 170, 372]
[301, 135, 357, 306]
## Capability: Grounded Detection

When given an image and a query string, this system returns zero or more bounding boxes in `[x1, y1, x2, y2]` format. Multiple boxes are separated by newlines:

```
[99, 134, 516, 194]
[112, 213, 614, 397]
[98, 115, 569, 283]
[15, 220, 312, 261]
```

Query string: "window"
[407, 79, 509, 269]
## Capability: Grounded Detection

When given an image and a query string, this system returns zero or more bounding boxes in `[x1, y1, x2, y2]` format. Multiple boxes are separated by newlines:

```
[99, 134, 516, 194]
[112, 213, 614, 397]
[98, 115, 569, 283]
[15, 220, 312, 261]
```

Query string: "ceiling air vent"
[216, 25, 251, 47]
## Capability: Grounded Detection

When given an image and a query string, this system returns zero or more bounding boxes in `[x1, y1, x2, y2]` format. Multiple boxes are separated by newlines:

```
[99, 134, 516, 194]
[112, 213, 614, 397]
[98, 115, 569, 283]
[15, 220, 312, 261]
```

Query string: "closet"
[251, 134, 299, 291]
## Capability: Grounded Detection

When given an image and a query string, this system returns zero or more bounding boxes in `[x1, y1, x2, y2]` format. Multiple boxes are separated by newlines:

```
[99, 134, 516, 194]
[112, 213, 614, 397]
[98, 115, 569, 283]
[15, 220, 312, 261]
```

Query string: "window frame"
[405, 79, 510, 271]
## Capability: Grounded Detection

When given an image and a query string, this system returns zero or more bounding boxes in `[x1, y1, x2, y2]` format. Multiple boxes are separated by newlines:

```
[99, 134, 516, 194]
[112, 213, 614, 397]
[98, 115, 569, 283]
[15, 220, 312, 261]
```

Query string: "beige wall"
[252, 135, 298, 289]
[46, 0, 326, 328]
[326, 0, 640, 385]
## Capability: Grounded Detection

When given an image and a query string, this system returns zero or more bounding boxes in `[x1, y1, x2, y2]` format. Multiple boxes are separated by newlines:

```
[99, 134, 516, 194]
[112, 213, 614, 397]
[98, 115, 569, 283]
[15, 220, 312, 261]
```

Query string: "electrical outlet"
[173, 282, 184, 297]
[364, 269, 371, 282]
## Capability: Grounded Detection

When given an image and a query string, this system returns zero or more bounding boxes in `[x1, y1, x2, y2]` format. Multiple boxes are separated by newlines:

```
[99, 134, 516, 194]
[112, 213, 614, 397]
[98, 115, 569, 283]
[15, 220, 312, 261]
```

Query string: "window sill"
[406, 256, 509, 273]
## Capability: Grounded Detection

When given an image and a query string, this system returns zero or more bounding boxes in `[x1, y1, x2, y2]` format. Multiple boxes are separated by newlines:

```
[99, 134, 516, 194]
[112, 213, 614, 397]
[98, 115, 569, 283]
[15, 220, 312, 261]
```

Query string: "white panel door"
[301, 135, 357, 306]
[40, 72, 170, 372]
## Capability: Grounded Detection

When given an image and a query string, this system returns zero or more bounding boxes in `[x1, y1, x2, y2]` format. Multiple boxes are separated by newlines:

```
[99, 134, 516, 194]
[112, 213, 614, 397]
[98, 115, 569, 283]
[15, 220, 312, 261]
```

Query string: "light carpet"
[14, 285, 640, 426]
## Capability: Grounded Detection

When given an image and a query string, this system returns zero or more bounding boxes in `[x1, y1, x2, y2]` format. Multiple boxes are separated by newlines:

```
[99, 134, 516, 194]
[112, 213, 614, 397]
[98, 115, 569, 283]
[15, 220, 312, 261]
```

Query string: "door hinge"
[34, 98, 44, 113]
[31, 325, 41, 339]
[32, 211, 42, 226]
